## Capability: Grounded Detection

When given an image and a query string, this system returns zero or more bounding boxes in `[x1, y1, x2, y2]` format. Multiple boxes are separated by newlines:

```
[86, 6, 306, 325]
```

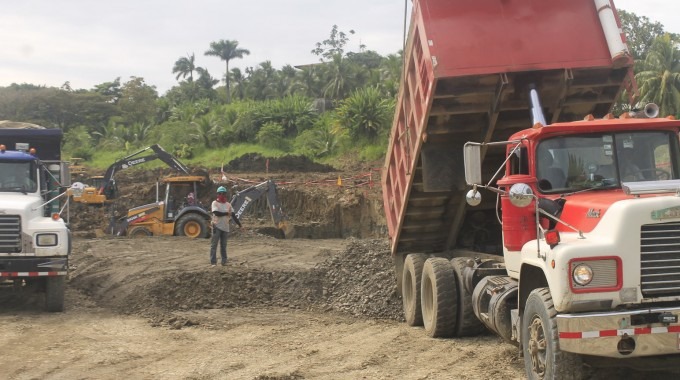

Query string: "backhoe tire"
[450, 258, 487, 337]
[421, 257, 457, 338]
[522, 288, 584, 380]
[128, 226, 152, 238]
[45, 276, 65, 312]
[402, 253, 427, 326]
[176, 214, 209, 238]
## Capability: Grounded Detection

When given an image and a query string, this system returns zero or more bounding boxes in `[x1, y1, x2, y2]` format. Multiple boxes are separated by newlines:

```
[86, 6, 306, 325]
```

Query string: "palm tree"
[636, 34, 680, 117]
[323, 54, 355, 100]
[172, 53, 196, 82]
[247, 61, 277, 100]
[191, 115, 219, 147]
[229, 68, 246, 100]
[205, 39, 250, 103]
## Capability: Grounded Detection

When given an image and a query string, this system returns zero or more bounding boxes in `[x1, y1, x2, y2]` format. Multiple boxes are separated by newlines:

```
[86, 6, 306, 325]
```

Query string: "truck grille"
[0, 215, 22, 253]
[641, 222, 680, 297]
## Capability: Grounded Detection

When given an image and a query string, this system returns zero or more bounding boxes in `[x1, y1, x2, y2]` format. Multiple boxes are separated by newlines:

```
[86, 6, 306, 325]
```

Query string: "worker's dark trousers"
[210, 227, 229, 265]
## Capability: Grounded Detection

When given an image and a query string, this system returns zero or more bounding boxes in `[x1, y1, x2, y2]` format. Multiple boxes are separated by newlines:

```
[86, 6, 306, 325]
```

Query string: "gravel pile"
[314, 238, 403, 320]
[125, 238, 403, 323]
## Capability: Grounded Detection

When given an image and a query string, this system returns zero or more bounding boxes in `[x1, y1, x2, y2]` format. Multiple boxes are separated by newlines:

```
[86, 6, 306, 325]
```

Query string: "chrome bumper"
[556, 307, 680, 357]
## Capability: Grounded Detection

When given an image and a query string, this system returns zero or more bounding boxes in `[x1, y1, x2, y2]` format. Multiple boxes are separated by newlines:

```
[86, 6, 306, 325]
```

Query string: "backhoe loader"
[73, 144, 189, 205]
[117, 175, 211, 238]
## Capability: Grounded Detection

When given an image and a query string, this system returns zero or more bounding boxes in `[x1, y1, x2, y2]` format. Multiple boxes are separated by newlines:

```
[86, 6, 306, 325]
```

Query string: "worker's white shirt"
[211, 200, 234, 232]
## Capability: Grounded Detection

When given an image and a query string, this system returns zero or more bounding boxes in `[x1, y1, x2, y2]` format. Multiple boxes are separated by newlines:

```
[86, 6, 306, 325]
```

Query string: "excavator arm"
[231, 179, 292, 238]
[100, 144, 190, 198]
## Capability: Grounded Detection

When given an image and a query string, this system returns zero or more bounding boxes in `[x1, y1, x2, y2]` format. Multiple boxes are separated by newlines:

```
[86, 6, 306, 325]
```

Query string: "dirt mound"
[226, 153, 337, 173]
[71, 237, 401, 327]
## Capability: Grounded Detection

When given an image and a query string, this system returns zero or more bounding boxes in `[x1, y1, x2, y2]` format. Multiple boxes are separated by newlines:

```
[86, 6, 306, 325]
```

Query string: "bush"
[334, 86, 394, 142]
[256, 122, 287, 150]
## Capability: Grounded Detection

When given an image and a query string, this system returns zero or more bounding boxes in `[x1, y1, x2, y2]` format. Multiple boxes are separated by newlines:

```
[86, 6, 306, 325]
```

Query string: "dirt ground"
[1, 234, 526, 380]
[1, 158, 678, 379]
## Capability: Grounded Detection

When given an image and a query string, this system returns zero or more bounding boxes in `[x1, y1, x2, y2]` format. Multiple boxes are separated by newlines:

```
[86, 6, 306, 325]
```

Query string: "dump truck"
[0, 122, 72, 312]
[382, 0, 680, 377]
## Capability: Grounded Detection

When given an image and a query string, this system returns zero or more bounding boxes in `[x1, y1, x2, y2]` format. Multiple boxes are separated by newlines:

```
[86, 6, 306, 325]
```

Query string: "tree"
[205, 39, 250, 103]
[229, 68, 247, 100]
[117, 77, 159, 125]
[191, 114, 219, 147]
[172, 53, 196, 82]
[312, 25, 363, 100]
[618, 10, 675, 61]
[294, 66, 323, 98]
[379, 52, 403, 97]
[323, 54, 356, 100]
[636, 34, 680, 117]
[312, 25, 355, 62]
[92, 78, 122, 103]
[245, 61, 278, 100]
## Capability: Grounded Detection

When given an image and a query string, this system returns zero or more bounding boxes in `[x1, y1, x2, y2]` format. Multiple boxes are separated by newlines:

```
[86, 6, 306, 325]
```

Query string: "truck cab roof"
[0, 150, 38, 161]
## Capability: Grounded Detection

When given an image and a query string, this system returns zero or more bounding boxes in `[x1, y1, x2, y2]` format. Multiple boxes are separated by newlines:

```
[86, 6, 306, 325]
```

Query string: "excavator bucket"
[278, 221, 295, 239]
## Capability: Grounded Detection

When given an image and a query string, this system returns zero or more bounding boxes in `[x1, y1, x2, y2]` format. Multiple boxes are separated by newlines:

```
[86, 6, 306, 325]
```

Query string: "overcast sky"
[1, 0, 678, 95]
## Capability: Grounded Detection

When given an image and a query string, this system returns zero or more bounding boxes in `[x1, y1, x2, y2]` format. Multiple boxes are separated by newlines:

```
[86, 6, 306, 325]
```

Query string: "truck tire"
[421, 257, 457, 338]
[128, 226, 152, 238]
[402, 253, 426, 326]
[450, 258, 487, 337]
[176, 214, 209, 238]
[45, 276, 65, 312]
[522, 288, 583, 380]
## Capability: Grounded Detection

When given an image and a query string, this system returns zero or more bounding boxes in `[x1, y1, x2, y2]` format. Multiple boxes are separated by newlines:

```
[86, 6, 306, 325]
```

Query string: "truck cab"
[0, 136, 71, 312]
[464, 107, 680, 372]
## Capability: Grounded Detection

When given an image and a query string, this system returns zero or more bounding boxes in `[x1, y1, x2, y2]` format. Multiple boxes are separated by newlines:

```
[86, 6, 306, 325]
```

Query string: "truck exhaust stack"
[529, 86, 547, 126]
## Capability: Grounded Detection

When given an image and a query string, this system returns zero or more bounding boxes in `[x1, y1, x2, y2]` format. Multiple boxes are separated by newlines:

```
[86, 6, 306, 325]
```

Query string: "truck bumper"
[0, 257, 68, 278]
[556, 307, 680, 358]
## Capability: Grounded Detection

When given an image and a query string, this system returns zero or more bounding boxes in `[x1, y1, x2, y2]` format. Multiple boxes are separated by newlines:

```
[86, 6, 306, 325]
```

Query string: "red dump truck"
[383, 0, 680, 377]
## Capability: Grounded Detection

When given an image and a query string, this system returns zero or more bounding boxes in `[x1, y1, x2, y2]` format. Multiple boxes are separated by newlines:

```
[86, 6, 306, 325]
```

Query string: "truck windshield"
[536, 131, 679, 193]
[0, 161, 38, 193]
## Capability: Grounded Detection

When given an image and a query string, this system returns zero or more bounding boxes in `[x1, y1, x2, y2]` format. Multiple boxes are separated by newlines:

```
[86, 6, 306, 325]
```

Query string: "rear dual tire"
[402, 253, 426, 326]
[421, 258, 457, 338]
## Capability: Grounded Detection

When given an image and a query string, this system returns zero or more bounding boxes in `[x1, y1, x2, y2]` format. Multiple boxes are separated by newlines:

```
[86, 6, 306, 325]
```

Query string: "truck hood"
[0, 193, 44, 218]
[556, 189, 677, 233]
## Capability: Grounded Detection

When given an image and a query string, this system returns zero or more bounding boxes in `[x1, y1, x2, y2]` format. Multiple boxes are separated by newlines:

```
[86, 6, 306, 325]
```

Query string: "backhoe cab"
[73, 144, 189, 205]
[120, 175, 211, 238]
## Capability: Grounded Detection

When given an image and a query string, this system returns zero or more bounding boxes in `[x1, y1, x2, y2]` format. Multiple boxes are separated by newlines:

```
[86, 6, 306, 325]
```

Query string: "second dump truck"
[0, 122, 72, 312]
[383, 0, 680, 378]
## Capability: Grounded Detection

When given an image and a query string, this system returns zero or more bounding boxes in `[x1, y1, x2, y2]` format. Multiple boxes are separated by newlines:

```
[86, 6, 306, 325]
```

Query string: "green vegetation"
[1, 14, 679, 171]
[0, 26, 399, 170]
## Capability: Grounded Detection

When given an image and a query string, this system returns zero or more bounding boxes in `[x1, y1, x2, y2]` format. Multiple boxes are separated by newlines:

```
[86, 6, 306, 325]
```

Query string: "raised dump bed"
[382, 0, 634, 256]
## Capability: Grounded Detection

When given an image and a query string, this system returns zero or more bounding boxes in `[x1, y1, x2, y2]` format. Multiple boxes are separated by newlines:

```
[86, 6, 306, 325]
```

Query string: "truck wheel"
[45, 276, 65, 312]
[421, 257, 457, 338]
[522, 288, 583, 380]
[402, 253, 426, 326]
[450, 258, 487, 337]
[176, 214, 209, 238]
[128, 226, 152, 238]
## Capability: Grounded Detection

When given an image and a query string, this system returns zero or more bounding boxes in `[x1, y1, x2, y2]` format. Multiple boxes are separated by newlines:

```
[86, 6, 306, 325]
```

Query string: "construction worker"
[209, 186, 242, 267]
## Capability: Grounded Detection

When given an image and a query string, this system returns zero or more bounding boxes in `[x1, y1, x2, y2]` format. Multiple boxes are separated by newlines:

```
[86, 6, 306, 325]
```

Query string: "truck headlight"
[573, 264, 593, 286]
[36, 233, 58, 246]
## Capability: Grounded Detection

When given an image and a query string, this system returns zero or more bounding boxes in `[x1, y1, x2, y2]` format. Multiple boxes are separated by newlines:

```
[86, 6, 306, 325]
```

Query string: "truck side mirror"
[508, 183, 534, 208]
[464, 144, 482, 185]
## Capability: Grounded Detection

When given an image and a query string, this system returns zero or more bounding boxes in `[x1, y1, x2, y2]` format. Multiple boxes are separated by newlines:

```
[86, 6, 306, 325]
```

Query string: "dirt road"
[0, 234, 674, 379]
